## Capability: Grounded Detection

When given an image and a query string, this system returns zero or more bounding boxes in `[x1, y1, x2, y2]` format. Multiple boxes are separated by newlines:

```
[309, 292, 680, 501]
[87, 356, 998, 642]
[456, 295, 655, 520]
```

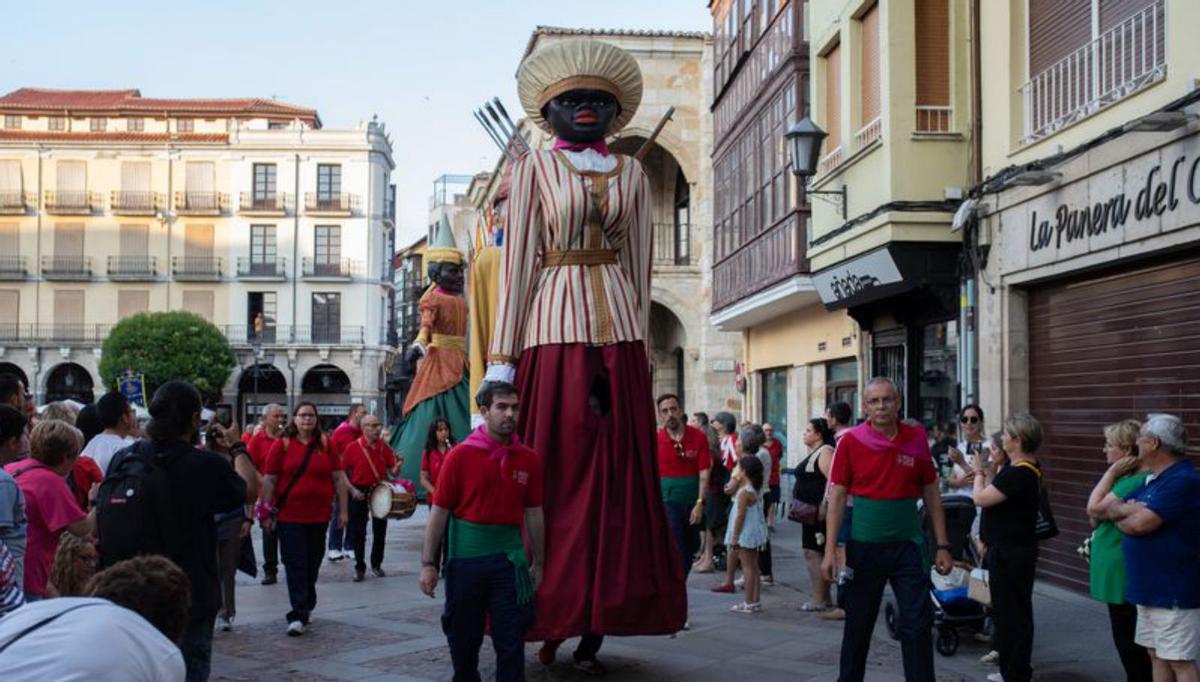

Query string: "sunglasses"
[960, 415, 980, 424]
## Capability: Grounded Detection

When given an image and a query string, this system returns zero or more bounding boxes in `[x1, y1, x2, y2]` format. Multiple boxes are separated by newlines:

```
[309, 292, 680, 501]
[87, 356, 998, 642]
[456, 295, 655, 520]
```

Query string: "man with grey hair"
[822, 377, 954, 681]
[248, 403, 287, 585]
[1095, 413, 1200, 679]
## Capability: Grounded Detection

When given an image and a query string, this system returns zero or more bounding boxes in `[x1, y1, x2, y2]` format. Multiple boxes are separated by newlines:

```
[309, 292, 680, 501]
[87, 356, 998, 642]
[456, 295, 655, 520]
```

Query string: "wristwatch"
[937, 544, 952, 552]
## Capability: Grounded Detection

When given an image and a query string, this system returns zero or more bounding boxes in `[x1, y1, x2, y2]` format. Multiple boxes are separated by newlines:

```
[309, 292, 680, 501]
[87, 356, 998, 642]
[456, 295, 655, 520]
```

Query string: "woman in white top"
[947, 404, 987, 495]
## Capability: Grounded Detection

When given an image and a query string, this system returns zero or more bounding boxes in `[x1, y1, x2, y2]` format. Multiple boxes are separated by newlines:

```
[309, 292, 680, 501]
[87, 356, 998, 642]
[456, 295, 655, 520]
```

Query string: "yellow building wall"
[745, 303, 857, 372]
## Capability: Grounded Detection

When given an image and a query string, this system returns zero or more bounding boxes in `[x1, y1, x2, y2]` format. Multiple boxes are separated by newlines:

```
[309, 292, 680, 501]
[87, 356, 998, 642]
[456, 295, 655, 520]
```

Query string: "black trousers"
[988, 544, 1037, 682]
[1109, 602, 1153, 682]
[262, 527, 279, 576]
[442, 554, 533, 682]
[840, 540, 933, 682]
[277, 521, 327, 624]
[347, 496, 388, 571]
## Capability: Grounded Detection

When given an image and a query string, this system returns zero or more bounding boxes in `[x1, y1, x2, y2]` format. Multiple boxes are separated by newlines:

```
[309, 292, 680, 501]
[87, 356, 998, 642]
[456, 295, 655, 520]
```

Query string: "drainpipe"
[962, 0, 984, 407]
[34, 146, 43, 404]
[290, 152, 300, 410]
[166, 145, 174, 304]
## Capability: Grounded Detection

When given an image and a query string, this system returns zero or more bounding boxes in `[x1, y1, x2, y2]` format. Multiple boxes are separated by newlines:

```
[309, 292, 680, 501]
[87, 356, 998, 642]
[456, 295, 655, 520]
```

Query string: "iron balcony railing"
[236, 257, 287, 279]
[1021, 1, 1166, 143]
[110, 191, 160, 215]
[304, 192, 359, 214]
[653, 222, 695, 267]
[107, 256, 158, 280]
[915, 106, 954, 133]
[221, 325, 365, 346]
[44, 190, 96, 214]
[0, 255, 27, 280]
[302, 257, 358, 279]
[41, 255, 93, 280]
[0, 324, 111, 344]
[173, 191, 229, 215]
[238, 192, 290, 214]
[0, 190, 27, 214]
[171, 256, 223, 280]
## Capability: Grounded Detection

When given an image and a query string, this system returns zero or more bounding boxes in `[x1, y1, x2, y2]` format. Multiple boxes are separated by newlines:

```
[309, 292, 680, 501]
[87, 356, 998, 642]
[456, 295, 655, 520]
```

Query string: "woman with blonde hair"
[1086, 419, 1152, 681]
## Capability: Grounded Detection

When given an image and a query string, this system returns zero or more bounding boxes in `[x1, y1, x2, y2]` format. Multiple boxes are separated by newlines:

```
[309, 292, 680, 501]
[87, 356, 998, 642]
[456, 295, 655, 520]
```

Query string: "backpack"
[94, 440, 182, 568]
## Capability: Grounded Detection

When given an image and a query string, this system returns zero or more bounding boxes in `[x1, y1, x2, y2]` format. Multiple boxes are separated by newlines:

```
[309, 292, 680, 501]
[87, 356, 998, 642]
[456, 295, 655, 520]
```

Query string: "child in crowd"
[726, 455, 768, 613]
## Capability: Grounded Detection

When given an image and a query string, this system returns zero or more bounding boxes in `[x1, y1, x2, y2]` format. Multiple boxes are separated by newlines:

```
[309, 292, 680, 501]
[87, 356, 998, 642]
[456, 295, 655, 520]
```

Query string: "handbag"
[788, 498, 820, 525]
[1014, 461, 1059, 541]
[968, 568, 992, 606]
[237, 534, 258, 578]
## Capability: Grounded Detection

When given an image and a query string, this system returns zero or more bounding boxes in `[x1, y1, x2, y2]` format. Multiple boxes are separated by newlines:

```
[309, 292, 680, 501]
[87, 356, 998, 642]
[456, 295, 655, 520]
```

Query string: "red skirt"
[517, 341, 687, 640]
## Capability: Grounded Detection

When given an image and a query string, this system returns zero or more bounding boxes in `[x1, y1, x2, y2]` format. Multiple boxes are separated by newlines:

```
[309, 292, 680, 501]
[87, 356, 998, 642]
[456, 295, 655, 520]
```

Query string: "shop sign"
[1025, 140, 1200, 255]
[814, 248, 904, 305]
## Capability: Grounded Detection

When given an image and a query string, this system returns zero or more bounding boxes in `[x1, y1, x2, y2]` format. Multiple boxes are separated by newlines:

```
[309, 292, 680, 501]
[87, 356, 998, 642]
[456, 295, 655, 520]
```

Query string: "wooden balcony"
[712, 215, 808, 311]
[304, 192, 358, 216]
[0, 190, 28, 215]
[110, 191, 161, 216]
[238, 192, 290, 216]
[173, 191, 228, 216]
[44, 190, 97, 215]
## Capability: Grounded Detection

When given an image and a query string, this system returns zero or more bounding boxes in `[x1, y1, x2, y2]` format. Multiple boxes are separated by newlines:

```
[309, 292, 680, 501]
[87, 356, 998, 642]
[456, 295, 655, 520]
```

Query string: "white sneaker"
[286, 620, 305, 637]
[326, 549, 343, 561]
[761, 575, 774, 586]
[980, 650, 1000, 665]
[986, 673, 1003, 682]
[734, 577, 745, 588]
[217, 615, 233, 632]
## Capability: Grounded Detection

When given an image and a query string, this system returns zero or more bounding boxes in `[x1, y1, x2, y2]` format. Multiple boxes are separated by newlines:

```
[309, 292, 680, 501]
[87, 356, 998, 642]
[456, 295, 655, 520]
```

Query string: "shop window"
[918, 320, 958, 431]
[825, 358, 858, 414]
[760, 367, 789, 442]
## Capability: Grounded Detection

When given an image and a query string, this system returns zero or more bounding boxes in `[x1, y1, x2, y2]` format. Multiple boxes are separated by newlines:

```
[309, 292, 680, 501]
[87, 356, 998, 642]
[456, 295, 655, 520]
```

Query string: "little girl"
[726, 454, 769, 613]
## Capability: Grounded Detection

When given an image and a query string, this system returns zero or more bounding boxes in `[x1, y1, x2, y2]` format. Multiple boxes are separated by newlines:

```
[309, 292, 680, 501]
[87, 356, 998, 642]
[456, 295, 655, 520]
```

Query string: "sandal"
[800, 601, 832, 612]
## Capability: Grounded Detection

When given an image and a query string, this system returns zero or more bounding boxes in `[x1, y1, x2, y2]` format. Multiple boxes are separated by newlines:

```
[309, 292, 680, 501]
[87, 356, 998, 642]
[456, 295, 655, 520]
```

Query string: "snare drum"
[369, 482, 417, 520]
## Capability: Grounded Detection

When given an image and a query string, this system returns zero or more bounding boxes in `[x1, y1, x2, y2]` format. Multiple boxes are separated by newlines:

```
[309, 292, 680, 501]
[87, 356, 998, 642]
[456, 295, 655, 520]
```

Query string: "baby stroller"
[882, 494, 991, 656]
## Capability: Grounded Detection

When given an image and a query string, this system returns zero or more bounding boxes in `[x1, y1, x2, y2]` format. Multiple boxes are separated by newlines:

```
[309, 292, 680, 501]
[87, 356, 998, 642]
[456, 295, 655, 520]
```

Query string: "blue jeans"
[839, 539, 933, 682]
[327, 499, 347, 551]
[181, 613, 216, 682]
[278, 521, 327, 623]
[442, 554, 533, 682]
[663, 500, 700, 578]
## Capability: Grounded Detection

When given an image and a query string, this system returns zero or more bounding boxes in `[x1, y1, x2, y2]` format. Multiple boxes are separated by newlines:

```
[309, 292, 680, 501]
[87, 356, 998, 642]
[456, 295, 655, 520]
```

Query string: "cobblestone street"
[212, 509, 1117, 681]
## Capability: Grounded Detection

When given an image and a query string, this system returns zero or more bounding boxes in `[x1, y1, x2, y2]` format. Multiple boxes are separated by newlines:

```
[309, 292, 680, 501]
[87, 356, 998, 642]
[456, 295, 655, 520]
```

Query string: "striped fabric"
[0, 541, 24, 617]
[488, 150, 652, 364]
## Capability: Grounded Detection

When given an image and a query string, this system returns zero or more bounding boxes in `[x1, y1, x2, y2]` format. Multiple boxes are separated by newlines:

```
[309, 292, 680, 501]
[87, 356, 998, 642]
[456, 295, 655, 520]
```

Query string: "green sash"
[448, 517, 533, 605]
[850, 497, 929, 567]
[661, 475, 699, 506]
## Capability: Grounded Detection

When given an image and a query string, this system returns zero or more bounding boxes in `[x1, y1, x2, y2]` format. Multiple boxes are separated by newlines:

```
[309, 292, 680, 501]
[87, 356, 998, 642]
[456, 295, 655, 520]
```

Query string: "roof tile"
[0, 88, 319, 126]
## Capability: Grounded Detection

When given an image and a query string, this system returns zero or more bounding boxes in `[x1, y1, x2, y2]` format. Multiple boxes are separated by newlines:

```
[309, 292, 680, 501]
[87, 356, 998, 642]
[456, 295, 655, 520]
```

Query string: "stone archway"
[300, 363, 353, 432]
[609, 135, 692, 268]
[44, 362, 95, 405]
[237, 364, 288, 426]
[648, 301, 687, 404]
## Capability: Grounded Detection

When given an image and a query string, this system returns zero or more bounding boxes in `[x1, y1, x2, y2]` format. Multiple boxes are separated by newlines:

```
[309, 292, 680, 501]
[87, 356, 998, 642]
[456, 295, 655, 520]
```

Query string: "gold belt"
[429, 334, 466, 352]
[541, 249, 618, 267]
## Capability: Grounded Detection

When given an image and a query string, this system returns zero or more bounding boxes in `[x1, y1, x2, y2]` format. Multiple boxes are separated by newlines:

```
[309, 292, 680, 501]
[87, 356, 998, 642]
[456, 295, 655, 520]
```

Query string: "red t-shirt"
[656, 426, 712, 478]
[422, 448, 448, 487]
[765, 438, 783, 486]
[247, 431, 278, 472]
[240, 430, 253, 445]
[342, 437, 398, 489]
[4, 461, 86, 596]
[329, 421, 362, 457]
[829, 422, 937, 500]
[264, 437, 344, 524]
[433, 435, 543, 526]
[69, 456, 104, 511]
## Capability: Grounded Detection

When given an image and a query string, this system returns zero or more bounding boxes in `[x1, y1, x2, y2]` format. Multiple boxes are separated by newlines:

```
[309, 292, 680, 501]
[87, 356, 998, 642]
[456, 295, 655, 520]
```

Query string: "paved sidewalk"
[212, 509, 1119, 681]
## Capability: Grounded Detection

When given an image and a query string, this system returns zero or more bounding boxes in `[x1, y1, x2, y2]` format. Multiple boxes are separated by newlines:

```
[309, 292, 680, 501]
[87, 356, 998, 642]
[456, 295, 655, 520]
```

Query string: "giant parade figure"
[480, 38, 687, 670]
[392, 219, 471, 492]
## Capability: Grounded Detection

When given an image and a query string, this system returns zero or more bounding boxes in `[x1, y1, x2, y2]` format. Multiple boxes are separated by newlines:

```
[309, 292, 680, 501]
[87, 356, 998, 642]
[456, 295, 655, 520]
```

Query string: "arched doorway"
[0, 363, 28, 391]
[300, 364, 352, 432]
[648, 301, 687, 405]
[44, 363, 95, 405]
[237, 364, 288, 426]
[610, 136, 692, 267]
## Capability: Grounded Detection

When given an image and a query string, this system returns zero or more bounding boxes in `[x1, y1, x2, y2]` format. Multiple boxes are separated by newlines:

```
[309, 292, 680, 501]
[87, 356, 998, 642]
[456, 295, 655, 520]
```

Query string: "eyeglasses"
[296, 413, 317, 419]
[960, 415, 980, 424]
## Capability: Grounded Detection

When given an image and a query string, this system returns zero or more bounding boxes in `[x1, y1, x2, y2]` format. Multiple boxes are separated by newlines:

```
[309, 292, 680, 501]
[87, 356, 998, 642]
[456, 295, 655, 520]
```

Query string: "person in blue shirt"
[1093, 413, 1200, 680]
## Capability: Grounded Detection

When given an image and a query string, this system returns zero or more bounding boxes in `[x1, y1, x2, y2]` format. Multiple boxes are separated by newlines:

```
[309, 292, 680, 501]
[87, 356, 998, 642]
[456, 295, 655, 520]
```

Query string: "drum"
[369, 482, 417, 520]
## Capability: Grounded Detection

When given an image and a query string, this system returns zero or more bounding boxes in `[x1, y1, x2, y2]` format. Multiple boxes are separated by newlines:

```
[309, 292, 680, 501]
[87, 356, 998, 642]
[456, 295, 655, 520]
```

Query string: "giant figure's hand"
[404, 342, 426, 372]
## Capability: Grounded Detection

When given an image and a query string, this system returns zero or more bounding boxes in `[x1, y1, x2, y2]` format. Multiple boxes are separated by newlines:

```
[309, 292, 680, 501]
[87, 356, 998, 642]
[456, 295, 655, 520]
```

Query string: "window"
[252, 163, 277, 205]
[918, 320, 959, 430]
[247, 292, 277, 341]
[268, 121, 287, 130]
[119, 223, 149, 258]
[177, 118, 194, 133]
[126, 118, 144, 132]
[760, 367, 789, 443]
[181, 290, 214, 320]
[915, 0, 952, 132]
[316, 165, 341, 204]
[311, 292, 341, 343]
[0, 160, 22, 195]
[3, 116, 19, 130]
[184, 161, 215, 209]
[249, 225, 277, 274]
[823, 40, 842, 155]
[825, 358, 859, 412]
[119, 161, 151, 210]
[858, 4, 881, 138]
[89, 118, 106, 132]
[49, 117, 66, 131]
[314, 225, 341, 269]
[117, 290, 149, 319]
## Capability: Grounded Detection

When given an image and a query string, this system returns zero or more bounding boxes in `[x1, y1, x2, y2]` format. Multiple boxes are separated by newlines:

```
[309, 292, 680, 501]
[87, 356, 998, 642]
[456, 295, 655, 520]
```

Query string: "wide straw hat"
[517, 39, 643, 136]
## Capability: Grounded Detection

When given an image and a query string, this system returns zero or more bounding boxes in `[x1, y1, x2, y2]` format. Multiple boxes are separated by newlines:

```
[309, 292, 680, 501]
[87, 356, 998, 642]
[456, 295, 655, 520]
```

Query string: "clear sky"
[4, 0, 710, 247]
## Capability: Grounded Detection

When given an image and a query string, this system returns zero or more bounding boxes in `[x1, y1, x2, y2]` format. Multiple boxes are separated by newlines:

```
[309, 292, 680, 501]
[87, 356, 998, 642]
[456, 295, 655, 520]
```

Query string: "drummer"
[342, 414, 400, 582]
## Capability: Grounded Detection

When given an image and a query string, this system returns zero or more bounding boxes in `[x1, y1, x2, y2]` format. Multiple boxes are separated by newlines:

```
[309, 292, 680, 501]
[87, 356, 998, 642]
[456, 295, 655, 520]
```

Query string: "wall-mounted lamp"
[1005, 169, 1062, 187]
[1123, 110, 1199, 133]
[786, 116, 847, 219]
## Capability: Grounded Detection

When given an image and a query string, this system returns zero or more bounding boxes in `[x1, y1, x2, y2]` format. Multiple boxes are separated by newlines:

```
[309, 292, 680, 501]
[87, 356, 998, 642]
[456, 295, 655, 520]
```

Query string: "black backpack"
[94, 440, 182, 568]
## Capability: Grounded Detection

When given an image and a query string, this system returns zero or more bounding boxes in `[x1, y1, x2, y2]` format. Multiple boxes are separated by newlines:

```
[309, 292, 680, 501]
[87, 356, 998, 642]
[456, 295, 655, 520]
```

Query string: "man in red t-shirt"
[326, 404, 367, 561]
[341, 414, 399, 581]
[419, 382, 544, 682]
[655, 394, 710, 579]
[248, 404, 286, 584]
[822, 378, 953, 682]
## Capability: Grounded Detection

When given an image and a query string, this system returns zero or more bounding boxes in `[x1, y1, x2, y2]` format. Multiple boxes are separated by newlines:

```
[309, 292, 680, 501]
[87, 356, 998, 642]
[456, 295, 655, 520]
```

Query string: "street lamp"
[786, 115, 847, 219]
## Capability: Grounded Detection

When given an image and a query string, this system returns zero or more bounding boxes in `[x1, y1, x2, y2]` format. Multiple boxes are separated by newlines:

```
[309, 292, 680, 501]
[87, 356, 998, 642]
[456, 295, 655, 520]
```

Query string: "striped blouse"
[487, 150, 653, 364]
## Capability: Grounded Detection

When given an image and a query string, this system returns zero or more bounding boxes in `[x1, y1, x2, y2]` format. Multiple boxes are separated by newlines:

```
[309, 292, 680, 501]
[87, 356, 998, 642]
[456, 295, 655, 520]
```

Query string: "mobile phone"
[214, 404, 233, 428]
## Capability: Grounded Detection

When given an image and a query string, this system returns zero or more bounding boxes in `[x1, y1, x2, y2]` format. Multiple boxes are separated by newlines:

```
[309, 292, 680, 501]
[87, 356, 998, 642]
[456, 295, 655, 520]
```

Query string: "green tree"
[99, 311, 236, 400]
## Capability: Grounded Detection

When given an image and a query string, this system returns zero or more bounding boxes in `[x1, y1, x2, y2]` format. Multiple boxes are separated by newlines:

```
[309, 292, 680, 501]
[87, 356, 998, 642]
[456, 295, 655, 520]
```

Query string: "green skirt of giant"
[390, 377, 471, 501]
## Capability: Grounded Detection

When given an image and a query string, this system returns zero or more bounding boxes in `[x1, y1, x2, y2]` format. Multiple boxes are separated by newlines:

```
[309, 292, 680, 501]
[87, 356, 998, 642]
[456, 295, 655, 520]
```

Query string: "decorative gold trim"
[536, 76, 621, 110]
